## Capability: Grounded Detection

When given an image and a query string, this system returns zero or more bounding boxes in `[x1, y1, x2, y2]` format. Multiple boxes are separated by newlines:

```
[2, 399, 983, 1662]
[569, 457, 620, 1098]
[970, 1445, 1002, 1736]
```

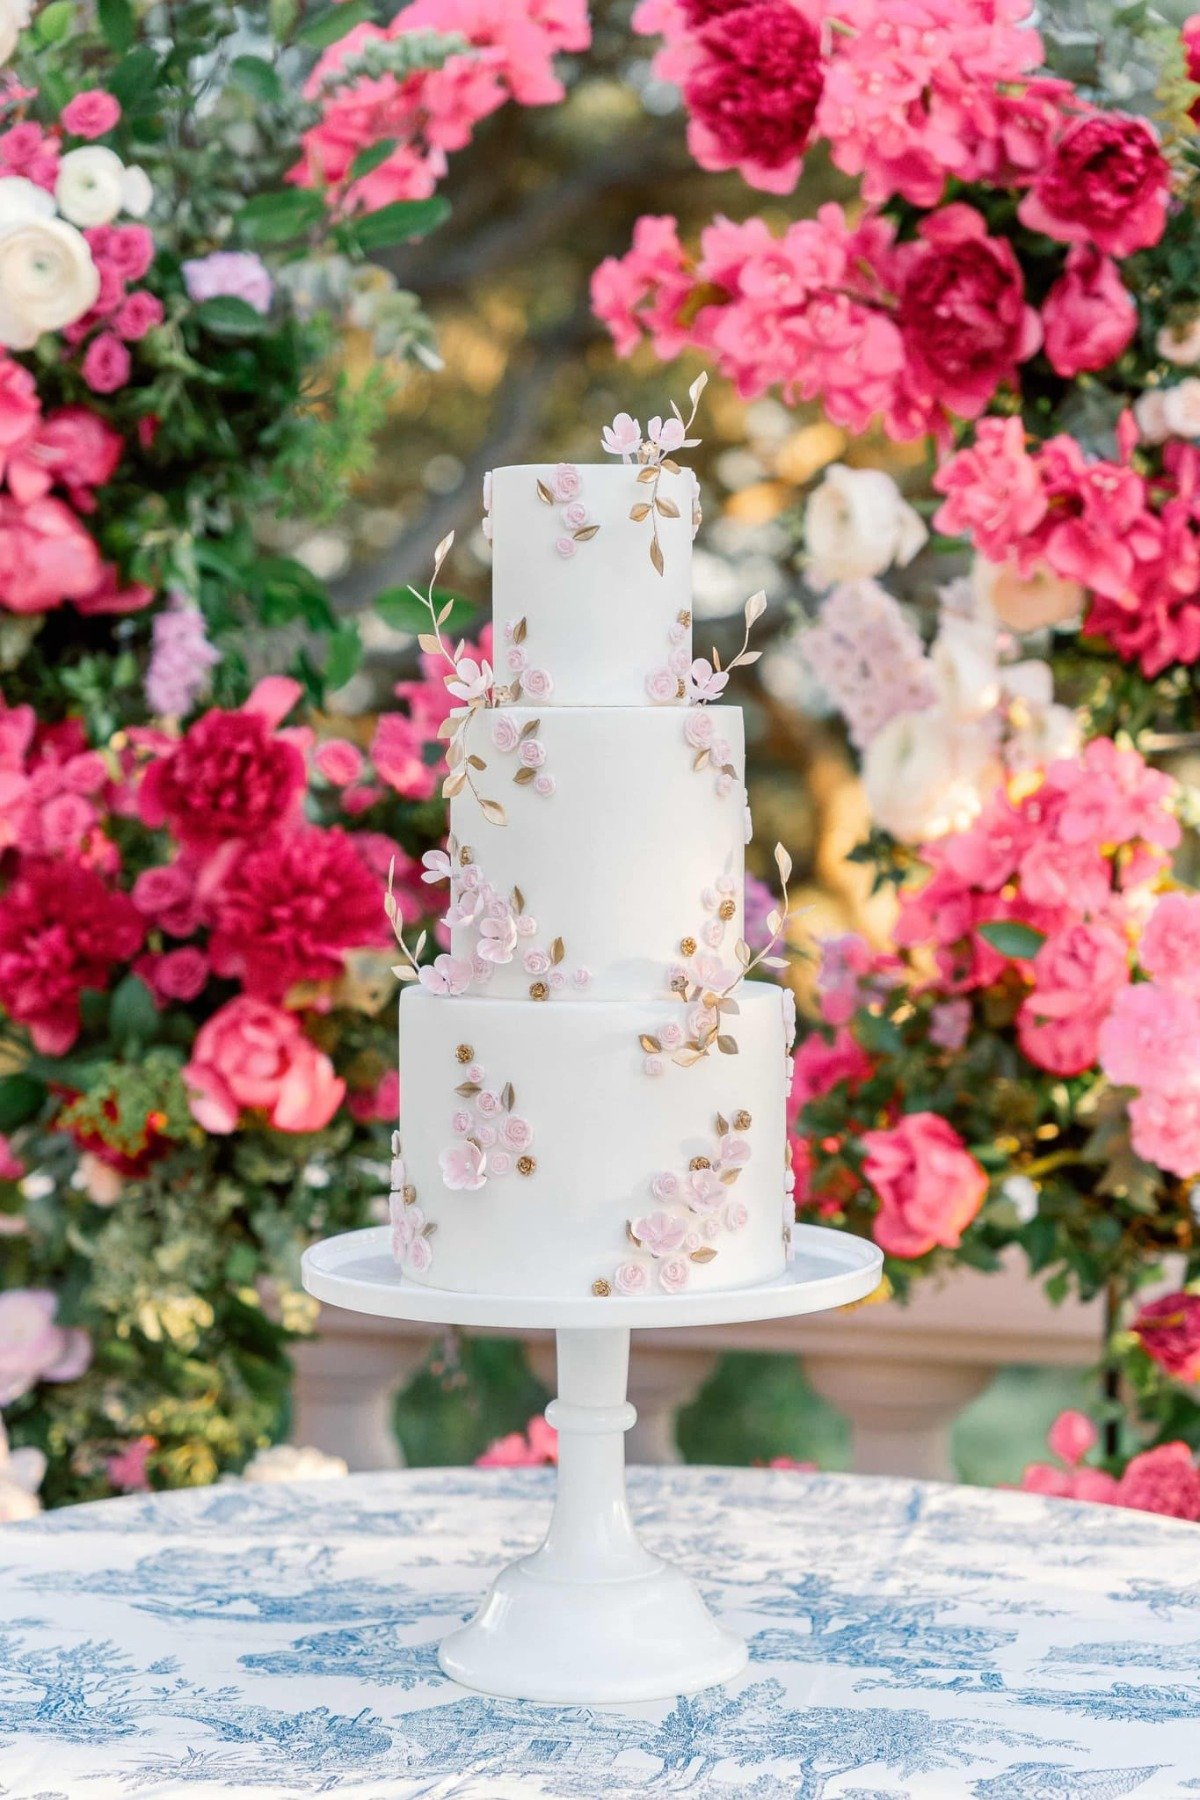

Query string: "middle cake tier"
[447, 703, 748, 1000]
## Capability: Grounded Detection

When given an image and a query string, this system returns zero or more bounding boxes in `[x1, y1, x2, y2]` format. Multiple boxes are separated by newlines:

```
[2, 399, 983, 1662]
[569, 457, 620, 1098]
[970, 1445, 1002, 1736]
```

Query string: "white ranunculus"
[862, 704, 1000, 844]
[1134, 389, 1170, 445]
[0, 210, 100, 350]
[239, 1443, 349, 1483]
[930, 611, 1001, 722]
[1002, 660, 1080, 772]
[971, 554, 1084, 635]
[0, 175, 54, 229]
[804, 464, 927, 588]
[1162, 378, 1200, 440]
[1158, 318, 1200, 367]
[55, 145, 126, 227]
[0, 0, 32, 64]
[120, 163, 153, 218]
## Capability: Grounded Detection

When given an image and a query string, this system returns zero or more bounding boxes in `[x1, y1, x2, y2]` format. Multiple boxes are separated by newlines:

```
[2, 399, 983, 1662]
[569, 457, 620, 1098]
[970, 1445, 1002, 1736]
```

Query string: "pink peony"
[1017, 921, 1130, 1078]
[61, 90, 122, 139]
[0, 495, 105, 614]
[1113, 1441, 1200, 1521]
[0, 859, 143, 1052]
[209, 826, 387, 999]
[1098, 983, 1200, 1095]
[1140, 893, 1200, 998]
[682, 1, 823, 191]
[1041, 247, 1137, 379]
[1131, 1293, 1200, 1384]
[0, 1289, 91, 1405]
[1018, 114, 1170, 258]
[861, 1112, 987, 1260]
[184, 996, 344, 1134]
[1128, 1088, 1200, 1181]
[139, 702, 306, 851]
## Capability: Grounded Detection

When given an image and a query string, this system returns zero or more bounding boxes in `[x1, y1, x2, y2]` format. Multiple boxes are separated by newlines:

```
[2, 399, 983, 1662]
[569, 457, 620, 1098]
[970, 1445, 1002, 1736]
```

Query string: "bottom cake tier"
[394, 981, 795, 1298]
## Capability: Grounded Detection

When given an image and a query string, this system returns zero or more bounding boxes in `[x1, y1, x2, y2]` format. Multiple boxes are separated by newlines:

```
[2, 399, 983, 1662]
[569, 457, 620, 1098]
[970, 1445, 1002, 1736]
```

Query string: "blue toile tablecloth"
[2, 1466, 1199, 1798]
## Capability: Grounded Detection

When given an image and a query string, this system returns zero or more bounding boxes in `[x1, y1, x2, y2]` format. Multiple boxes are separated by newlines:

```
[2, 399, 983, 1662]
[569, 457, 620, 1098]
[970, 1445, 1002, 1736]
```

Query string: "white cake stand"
[301, 1222, 883, 1705]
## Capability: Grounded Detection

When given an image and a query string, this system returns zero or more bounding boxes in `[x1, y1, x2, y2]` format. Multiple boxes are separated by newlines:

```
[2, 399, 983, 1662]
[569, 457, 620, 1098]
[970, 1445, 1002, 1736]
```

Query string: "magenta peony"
[1041, 246, 1137, 379]
[0, 858, 143, 1052]
[682, 2, 823, 189]
[1113, 1441, 1200, 1520]
[139, 704, 306, 852]
[1131, 1293, 1200, 1384]
[860, 1111, 988, 1259]
[183, 995, 345, 1134]
[1018, 113, 1170, 259]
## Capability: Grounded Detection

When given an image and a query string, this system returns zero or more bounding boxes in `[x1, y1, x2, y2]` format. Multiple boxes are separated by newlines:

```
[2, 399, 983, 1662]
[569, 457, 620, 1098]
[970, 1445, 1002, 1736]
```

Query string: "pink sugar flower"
[446, 656, 492, 703]
[499, 1114, 533, 1151]
[601, 412, 641, 458]
[439, 1140, 486, 1191]
[551, 462, 582, 501]
[650, 1170, 679, 1202]
[533, 773, 555, 796]
[646, 667, 678, 703]
[687, 1167, 724, 1211]
[477, 913, 517, 964]
[722, 1197, 749, 1233]
[658, 1252, 690, 1293]
[522, 667, 553, 699]
[491, 714, 521, 752]
[614, 1260, 650, 1294]
[554, 536, 577, 559]
[518, 739, 545, 768]
[421, 848, 452, 884]
[686, 658, 728, 702]
[561, 500, 589, 530]
[418, 953, 473, 995]
[632, 1210, 687, 1256]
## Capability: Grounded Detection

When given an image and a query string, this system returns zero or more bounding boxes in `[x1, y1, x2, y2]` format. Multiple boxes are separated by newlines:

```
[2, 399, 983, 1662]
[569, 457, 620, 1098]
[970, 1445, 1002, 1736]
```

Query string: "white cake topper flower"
[601, 372, 707, 576]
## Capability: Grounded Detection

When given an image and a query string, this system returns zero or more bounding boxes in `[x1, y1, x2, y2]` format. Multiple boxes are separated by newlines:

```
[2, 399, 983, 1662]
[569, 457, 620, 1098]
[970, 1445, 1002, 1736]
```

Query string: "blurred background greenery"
[293, 0, 1108, 1484]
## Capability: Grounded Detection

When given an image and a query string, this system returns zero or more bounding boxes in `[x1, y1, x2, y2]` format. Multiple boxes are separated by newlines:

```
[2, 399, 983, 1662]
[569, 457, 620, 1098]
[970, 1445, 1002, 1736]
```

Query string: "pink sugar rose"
[633, 1210, 687, 1256]
[183, 996, 344, 1135]
[658, 1252, 690, 1292]
[684, 709, 714, 749]
[1019, 113, 1170, 259]
[81, 333, 131, 396]
[1140, 893, 1200, 998]
[439, 1139, 487, 1191]
[533, 773, 555, 796]
[551, 462, 582, 500]
[650, 1170, 679, 1202]
[0, 1289, 92, 1405]
[861, 1112, 987, 1260]
[614, 1259, 650, 1295]
[1131, 1292, 1200, 1384]
[499, 1114, 533, 1151]
[643, 1054, 665, 1076]
[722, 1197, 749, 1233]
[518, 739, 545, 768]
[1114, 1441, 1200, 1521]
[491, 714, 521, 752]
[1041, 247, 1137, 379]
[561, 500, 588, 529]
[646, 667, 678, 703]
[1098, 982, 1200, 1094]
[687, 1167, 725, 1212]
[521, 666, 553, 699]
[1017, 921, 1131, 1078]
[61, 90, 122, 139]
[555, 535, 577, 559]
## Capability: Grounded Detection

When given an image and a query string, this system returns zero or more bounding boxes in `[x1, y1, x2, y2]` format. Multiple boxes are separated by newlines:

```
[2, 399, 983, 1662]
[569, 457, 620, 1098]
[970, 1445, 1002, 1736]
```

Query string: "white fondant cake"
[391, 432, 796, 1300]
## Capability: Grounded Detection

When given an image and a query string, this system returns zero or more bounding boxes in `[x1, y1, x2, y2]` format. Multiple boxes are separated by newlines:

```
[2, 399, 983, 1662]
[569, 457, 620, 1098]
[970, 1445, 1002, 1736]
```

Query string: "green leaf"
[295, 0, 374, 49]
[237, 188, 325, 245]
[340, 196, 449, 254]
[324, 622, 362, 693]
[109, 975, 160, 1049]
[348, 138, 399, 183]
[193, 295, 269, 338]
[977, 920, 1046, 961]
[0, 1073, 44, 1132]
[374, 584, 472, 636]
[229, 54, 286, 104]
[35, 2, 75, 45]
[97, 0, 135, 50]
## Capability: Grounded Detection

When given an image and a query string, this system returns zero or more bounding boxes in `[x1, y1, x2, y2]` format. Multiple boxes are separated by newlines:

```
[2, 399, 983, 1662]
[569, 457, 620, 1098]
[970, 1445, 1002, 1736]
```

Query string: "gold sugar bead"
[690, 1155, 712, 1171]
[733, 1109, 752, 1132]
[680, 936, 697, 957]
[402, 1184, 417, 1206]
[676, 678, 686, 699]
[459, 845, 474, 866]
[455, 1044, 474, 1063]
[517, 1155, 536, 1176]
[670, 975, 688, 994]
[529, 981, 549, 1001]
[718, 898, 736, 921]
[677, 610, 691, 627]
[591, 1278, 612, 1297]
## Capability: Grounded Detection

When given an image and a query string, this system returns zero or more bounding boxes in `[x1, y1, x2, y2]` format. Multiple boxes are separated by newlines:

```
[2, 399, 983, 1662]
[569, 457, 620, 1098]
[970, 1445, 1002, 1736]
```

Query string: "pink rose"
[658, 1022, 684, 1049]
[490, 1150, 513, 1176]
[1019, 114, 1170, 258]
[1141, 893, 1200, 997]
[518, 739, 545, 768]
[476, 1089, 503, 1116]
[451, 1110, 471, 1135]
[534, 773, 555, 797]
[81, 333, 131, 396]
[183, 996, 344, 1135]
[491, 714, 521, 752]
[632, 1211, 687, 1256]
[505, 647, 527, 674]
[561, 500, 589, 529]
[650, 1171, 679, 1202]
[137, 946, 208, 1003]
[1041, 247, 1137, 379]
[649, 664, 686, 707]
[500, 1114, 533, 1151]
[554, 536, 577, 559]
[475, 1121, 497, 1148]
[552, 462, 582, 501]
[643, 1054, 665, 1077]
[1017, 921, 1131, 1078]
[722, 1198, 749, 1233]
[0, 1289, 91, 1405]
[113, 291, 164, 342]
[523, 948, 551, 975]
[862, 1112, 987, 1259]
[522, 666, 553, 699]
[658, 1253, 690, 1293]
[61, 90, 122, 139]
[614, 1260, 650, 1294]
[684, 710, 714, 749]
[439, 1140, 487, 1191]
[314, 739, 364, 787]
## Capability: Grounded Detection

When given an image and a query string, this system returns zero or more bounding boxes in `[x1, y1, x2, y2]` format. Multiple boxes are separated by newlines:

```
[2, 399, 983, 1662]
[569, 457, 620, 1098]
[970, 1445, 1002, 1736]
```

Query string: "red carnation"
[139, 708, 306, 853]
[1130, 1292, 1200, 1384]
[683, 1, 823, 182]
[897, 205, 1041, 419]
[0, 860, 144, 1053]
[1114, 1441, 1200, 1521]
[209, 826, 388, 1000]
[1018, 113, 1170, 259]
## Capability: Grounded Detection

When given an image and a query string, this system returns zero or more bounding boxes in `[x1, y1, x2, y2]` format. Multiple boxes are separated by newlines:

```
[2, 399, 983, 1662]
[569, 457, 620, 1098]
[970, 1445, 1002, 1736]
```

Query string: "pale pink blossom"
[491, 715, 521, 752]
[522, 666, 553, 699]
[722, 1198, 749, 1233]
[439, 1140, 487, 1190]
[477, 913, 518, 964]
[421, 848, 453, 884]
[646, 413, 685, 453]
[658, 1253, 690, 1293]
[601, 412, 641, 459]
[552, 462, 581, 501]
[646, 667, 678, 703]
[643, 1054, 665, 1077]
[506, 647, 527, 674]
[500, 1114, 534, 1151]
[632, 1210, 687, 1256]
[687, 1167, 725, 1211]
[446, 656, 492, 702]
[418, 953, 473, 995]
[650, 1170, 679, 1202]
[686, 658, 728, 702]
[0, 1289, 91, 1405]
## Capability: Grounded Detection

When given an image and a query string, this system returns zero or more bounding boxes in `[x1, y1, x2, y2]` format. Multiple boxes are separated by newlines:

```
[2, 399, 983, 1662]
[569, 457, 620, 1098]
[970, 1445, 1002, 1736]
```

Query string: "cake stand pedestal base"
[438, 1326, 745, 1702]
[301, 1224, 883, 1703]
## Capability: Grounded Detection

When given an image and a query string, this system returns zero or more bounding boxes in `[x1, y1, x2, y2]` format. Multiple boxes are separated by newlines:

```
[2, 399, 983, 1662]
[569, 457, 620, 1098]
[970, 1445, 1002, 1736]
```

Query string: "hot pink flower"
[0, 496, 105, 614]
[861, 1112, 987, 1260]
[314, 738, 364, 787]
[184, 996, 344, 1134]
[1019, 113, 1170, 259]
[113, 291, 164, 342]
[0, 356, 39, 470]
[139, 696, 306, 852]
[682, 1, 822, 192]
[0, 1289, 91, 1405]
[1140, 893, 1200, 998]
[476, 1413, 558, 1466]
[1047, 1409, 1098, 1466]
[61, 90, 122, 139]
[1131, 1293, 1200, 1384]
[371, 711, 439, 801]
[7, 405, 124, 511]
[1017, 920, 1130, 1077]
[932, 417, 1047, 556]
[135, 946, 209, 1005]
[1114, 1441, 1200, 1521]
[81, 333, 131, 395]
[789, 1028, 872, 1106]
[1041, 247, 1137, 379]
[106, 1435, 155, 1492]
[0, 859, 143, 1052]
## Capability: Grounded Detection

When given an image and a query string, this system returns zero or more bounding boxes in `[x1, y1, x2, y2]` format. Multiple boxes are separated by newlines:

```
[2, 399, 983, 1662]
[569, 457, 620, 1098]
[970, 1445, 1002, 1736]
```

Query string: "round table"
[1, 1468, 1197, 1799]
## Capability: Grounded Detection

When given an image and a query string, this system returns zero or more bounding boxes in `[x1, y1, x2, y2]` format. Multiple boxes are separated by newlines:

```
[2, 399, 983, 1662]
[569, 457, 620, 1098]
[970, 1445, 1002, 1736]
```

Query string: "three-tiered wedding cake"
[390, 430, 796, 1299]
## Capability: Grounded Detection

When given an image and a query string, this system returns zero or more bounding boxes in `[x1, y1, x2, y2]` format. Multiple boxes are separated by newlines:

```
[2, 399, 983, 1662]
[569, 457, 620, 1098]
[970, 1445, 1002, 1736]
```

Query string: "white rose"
[1134, 389, 1170, 445]
[804, 464, 927, 589]
[0, 0, 32, 64]
[971, 555, 1083, 635]
[1162, 378, 1200, 440]
[239, 1444, 349, 1483]
[1157, 318, 1200, 367]
[55, 145, 126, 228]
[120, 164, 153, 218]
[862, 704, 1000, 844]
[0, 209, 100, 350]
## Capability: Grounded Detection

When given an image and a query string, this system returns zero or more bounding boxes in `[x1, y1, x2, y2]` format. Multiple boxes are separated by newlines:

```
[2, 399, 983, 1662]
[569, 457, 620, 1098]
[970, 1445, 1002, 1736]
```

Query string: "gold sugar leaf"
[433, 529, 454, 572]
[446, 739, 463, 770]
[690, 1246, 717, 1264]
[501, 1081, 515, 1111]
[510, 677, 523, 701]
[717, 1035, 739, 1055]
[519, 718, 540, 740]
[721, 762, 737, 778]
[735, 938, 751, 966]
[639, 1034, 662, 1053]
[536, 479, 554, 505]
[715, 1112, 729, 1136]
[720, 1167, 740, 1186]
[512, 885, 525, 912]
[549, 937, 564, 965]
[719, 997, 740, 1015]
[455, 1082, 481, 1096]
[655, 495, 680, 519]
[674, 1048, 704, 1067]
[774, 842, 794, 886]
[573, 524, 599, 541]
[650, 536, 665, 577]
[395, 965, 417, 981]
[479, 797, 507, 825]
[418, 632, 441, 655]
[629, 502, 651, 522]
[443, 769, 466, 798]
[661, 457, 681, 475]
[467, 754, 487, 770]
[514, 617, 528, 644]
[436, 718, 455, 742]
[693, 749, 710, 772]
[436, 600, 453, 626]
[422, 1221, 437, 1237]
[637, 465, 658, 484]
[626, 1221, 641, 1247]
[688, 371, 708, 409]
[513, 766, 536, 785]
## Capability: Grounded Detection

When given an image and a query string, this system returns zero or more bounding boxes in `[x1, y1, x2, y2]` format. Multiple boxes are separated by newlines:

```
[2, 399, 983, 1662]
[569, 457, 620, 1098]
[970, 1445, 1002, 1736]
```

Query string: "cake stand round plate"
[301, 1221, 882, 1329]
[301, 1224, 883, 1705]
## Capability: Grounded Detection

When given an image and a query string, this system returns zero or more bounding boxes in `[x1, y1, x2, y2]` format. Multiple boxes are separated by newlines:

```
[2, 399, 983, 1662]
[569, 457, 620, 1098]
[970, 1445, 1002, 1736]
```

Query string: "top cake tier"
[487, 462, 698, 708]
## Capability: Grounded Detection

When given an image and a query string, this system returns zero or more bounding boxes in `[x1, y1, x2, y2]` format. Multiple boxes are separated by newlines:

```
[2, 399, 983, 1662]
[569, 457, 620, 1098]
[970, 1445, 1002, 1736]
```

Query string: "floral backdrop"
[6, 0, 1200, 1525]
